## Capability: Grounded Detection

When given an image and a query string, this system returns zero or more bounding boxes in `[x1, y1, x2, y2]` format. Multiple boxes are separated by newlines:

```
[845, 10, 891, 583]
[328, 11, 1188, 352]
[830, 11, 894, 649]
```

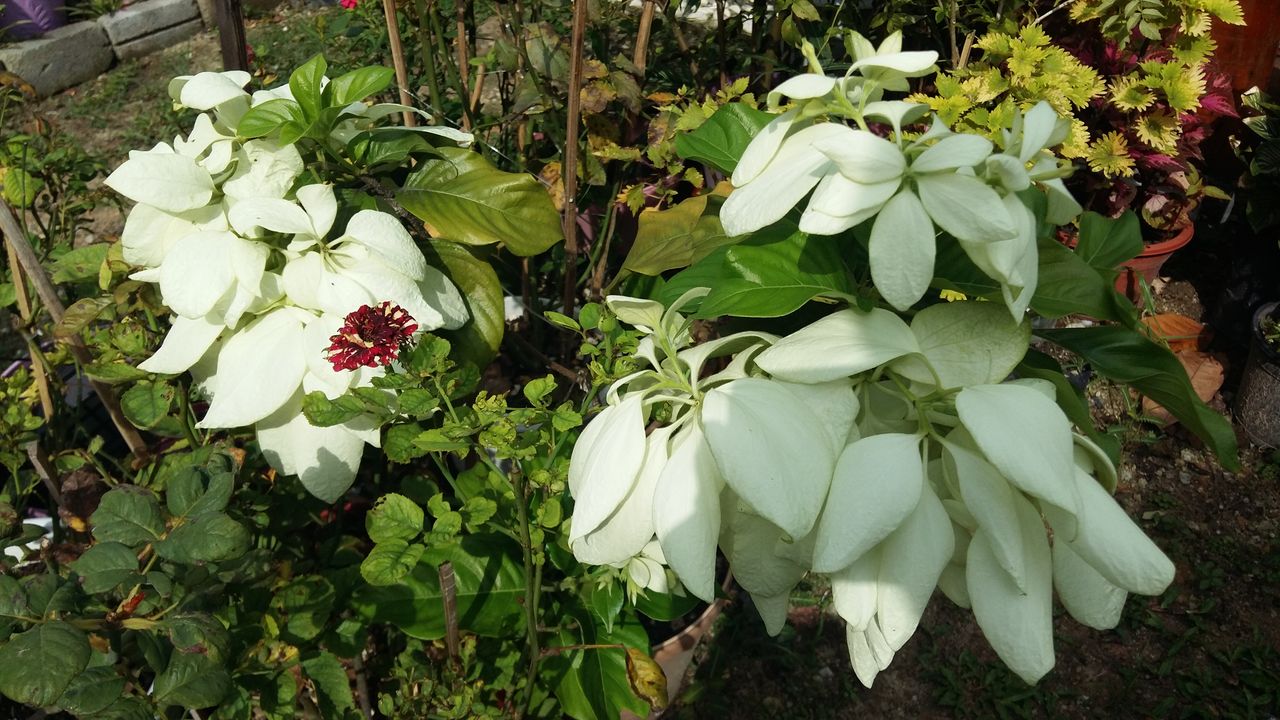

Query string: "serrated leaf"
[166, 468, 234, 519]
[396, 388, 439, 418]
[154, 652, 230, 709]
[121, 380, 174, 430]
[91, 487, 164, 546]
[54, 297, 113, 340]
[70, 542, 139, 594]
[302, 652, 356, 717]
[83, 362, 150, 384]
[51, 244, 110, 284]
[366, 493, 425, 543]
[0, 621, 90, 706]
[360, 539, 426, 586]
[154, 513, 250, 564]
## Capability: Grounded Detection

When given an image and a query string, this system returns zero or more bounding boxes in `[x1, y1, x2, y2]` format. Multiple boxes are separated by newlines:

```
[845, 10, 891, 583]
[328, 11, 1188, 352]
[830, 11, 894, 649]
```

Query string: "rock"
[99, 0, 199, 45]
[0, 21, 113, 97]
[111, 17, 202, 60]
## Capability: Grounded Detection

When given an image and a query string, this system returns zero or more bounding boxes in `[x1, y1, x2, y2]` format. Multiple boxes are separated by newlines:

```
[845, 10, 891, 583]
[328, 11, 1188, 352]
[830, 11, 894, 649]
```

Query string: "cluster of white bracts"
[568, 299, 1175, 687]
[107, 71, 469, 500]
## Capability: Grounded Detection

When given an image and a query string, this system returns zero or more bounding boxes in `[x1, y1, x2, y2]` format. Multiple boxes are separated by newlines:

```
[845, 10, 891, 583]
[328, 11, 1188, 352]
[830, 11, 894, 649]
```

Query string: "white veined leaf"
[876, 482, 954, 650]
[800, 174, 900, 236]
[937, 564, 971, 608]
[944, 441, 1028, 592]
[955, 384, 1080, 520]
[722, 511, 806, 598]
[1018, 101, 1062, 162]
[732, 108, 803, 186]
[985, 154, 1032, 192]
[862, 101, 928, 136]
[701, 378, 836, 539]
[772, 380, 858, 457]
[343, 210, 429, 282]
[751, 591, 792, 636]
[755, 308, 920, 383]
[197, 307, 310, 428]
[830, 548, 879, 632]
[868, 189, 936, 312]
[1052, 540, 1127, 630]
[105, 151, 215, 213]
[812, 433, 923, 573]
[138, 314, 225, 376]
[720, 124, 847, 237]
[653, 424, 723, 602]
[850, 50, 939, 75]
[256, 395, 367, 502]
[966, 492, 1055, 685]
[812, 129, 907, 184]
[572, 426, 678, 566]
[768, 74, 838, 104]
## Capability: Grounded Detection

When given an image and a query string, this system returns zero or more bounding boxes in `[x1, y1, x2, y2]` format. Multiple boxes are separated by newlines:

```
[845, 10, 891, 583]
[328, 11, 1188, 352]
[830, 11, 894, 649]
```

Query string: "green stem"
[411, 0, 446, 122]
[515, 470, 541, 717]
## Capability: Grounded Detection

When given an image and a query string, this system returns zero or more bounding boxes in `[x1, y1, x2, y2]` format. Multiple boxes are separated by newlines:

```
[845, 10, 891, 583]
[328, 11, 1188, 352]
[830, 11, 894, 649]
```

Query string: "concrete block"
[111, 16, 201, 60]
[99, 0, 198, 45]
[0, 21, 112, 97]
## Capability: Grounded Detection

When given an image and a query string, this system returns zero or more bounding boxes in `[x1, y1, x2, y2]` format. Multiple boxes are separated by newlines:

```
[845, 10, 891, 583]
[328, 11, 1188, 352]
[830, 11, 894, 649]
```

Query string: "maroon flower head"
[326, 302, 418, 371]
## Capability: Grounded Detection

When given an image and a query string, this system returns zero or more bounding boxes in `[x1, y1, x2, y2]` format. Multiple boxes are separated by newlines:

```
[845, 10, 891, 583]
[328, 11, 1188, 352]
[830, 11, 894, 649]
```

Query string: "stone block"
[111, 16, 201, 60]
[0, 21, 112, 97]
[99, 0, 198, 45]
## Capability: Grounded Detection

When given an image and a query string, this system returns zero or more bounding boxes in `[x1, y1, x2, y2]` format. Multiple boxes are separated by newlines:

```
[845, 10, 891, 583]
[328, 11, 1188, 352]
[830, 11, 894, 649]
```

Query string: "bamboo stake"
[632, 0, 658, 75]
[0, 198, 149, 460]
[454, 0, 472, 130]
[561, 0, 589, 320]
[5, 240, 52, 418]
[381, 0, 419, 127]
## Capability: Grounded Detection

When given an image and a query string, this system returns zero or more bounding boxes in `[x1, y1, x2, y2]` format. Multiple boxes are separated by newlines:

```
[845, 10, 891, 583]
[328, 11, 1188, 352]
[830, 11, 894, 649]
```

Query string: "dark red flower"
[326, 302, 418, 371]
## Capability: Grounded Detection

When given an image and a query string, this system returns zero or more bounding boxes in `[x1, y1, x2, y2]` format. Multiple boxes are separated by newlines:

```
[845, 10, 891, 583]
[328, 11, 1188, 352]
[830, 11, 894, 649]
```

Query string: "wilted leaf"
[1141, 351, 1224, 426]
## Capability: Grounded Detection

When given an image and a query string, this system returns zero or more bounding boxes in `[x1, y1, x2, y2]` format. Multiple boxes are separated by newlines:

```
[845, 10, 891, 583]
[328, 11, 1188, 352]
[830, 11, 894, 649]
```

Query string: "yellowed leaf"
[625, 647, 669, 710]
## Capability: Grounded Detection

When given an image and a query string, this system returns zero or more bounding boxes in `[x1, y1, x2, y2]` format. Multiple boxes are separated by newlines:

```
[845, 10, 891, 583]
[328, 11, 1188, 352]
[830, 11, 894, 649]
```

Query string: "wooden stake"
[632, 0, 657, 75]
[381, 0, 418, 127]
[561, 0, 589, 320]
[0, 198, 149, 460]
[215, 0, 249, 72]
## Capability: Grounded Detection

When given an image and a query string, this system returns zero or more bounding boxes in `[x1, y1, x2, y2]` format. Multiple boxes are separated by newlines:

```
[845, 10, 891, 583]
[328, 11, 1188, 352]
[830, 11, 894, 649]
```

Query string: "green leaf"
[301, 652, 356, 717]
[0, 575, 26, 637]
[424, 239, 505, 367]
[120, 380, 174, 430]
[396, 388, 440, 418]
[0, 282, 15, 309]
[166, 468, 234, 519]
[53, 296, 113, 340]
[1030, 236, 1132, 321]
[354, 533, 525, 639]
[366, 493, 425, 543]
[586, 581, 625, 634]
[70, 542, 139, 594]
[550, 614, 651, 720]
[154, 513, 250, 564]
[1039, 326, 1239, 469]
[674, 102, 775, 173]
[50, 244, 110, 284]
[347, 128, 438, 169]
[165, 613, 231, 662]
[301, 391, 369, 427]
[272, 576, 336, 643]
[91, 487, 164, 546]
[622, 193, 735, 276]
[83, 362, 149, 384]
[328, 65, 395, 105]
[461, 496, 498, 527]
[399, 147, 563, 256]
[237, 98, 306, 139]
[1074, 211, 1143, 272]
[360, 539, 426, 586]
[632, 587, 700, 621]
[2, 166, 42, 208]
[289, 54, 328, 122]
[661, 221, 854, 318]
[57, 666, 125, 716]
[0, 621, 91, 706]
[154, 652, 231, 709]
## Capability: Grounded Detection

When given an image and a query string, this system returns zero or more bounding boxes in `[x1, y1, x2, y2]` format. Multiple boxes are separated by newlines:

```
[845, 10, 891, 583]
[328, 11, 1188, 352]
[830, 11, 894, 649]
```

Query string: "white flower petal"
[701, 378, 837, 539]
[228, 198, 314, 237]
[197, 307, 309, 428]
[955, 384, 1080, 520]
[868, 189, 936, 311]
[1052, 539, 1127, 630]
[768, 74, 837, 104]
[944, 441, 1028, 592]
[296, 183, 338, 237]
[567, 394, 648, 537]
[831, 548, 879, 631]
[911, 135, 994, 174]
[653, 424, 723, 602]
[812, 129, 907, 184]
[876, 482, 953, 650]
[159, 232, 238, 318]
[966, 492, 1054, 685]
[138, 314, 225, 375]
[755, 308, 920, 383]
[255, 396, 367, 502]
[916, 172, 1016, 243]
[342, 210, 428, 281]
[732, 108, 802, 186]
[812, 433, 923, 573]
[721, 126, 840, 237]
[573, 426, 678, 566]
[106, 152, 215, 213]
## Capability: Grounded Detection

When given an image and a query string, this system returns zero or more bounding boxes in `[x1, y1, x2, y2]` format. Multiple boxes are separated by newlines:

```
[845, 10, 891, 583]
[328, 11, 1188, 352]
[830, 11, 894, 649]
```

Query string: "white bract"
[110, 70, 471, 502]
[569, 293, 1175, 688]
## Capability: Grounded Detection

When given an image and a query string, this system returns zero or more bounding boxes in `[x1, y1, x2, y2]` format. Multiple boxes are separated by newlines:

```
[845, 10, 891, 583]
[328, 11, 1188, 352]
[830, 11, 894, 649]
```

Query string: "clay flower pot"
[1116, 224, 1194, 301]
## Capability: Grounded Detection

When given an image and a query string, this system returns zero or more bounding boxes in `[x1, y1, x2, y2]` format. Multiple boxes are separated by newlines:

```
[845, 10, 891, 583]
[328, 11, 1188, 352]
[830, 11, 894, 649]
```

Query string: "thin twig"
[1035, 0, 1073, 24]
[0, 197, 148, 460]
[353, 650, 374, 719]
[454, 0, 473, 130]
[633, 0, 658, 74]
[6, 241, 52, 418]
[411, 0, 446, 124]
[560, 0, 589, 320]
[25, 442, 61, 507]
[381, 0, 418, 126]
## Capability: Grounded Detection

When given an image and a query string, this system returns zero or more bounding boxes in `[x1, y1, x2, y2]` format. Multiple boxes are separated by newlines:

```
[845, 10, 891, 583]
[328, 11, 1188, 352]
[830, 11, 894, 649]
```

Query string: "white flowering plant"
[569, 31, 1239, 689]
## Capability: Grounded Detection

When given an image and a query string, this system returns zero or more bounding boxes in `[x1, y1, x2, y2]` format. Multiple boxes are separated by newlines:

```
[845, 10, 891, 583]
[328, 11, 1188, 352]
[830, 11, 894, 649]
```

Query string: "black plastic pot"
[1235, 301, 1280, 447]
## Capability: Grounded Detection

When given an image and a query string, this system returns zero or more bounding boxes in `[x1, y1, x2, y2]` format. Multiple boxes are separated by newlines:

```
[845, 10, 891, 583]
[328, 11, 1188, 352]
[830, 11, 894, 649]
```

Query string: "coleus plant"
[568, 30, 1238, 687]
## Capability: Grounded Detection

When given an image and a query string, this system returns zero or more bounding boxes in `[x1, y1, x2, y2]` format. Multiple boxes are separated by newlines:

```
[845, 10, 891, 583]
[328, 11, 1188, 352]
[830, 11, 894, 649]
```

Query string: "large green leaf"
[1038, 326, 1239, 469]
[155, 512, 250, 564]
[366, 493, 425, 543]
[1074, 210, 1143, 272]
[56, 666, 126, 716]
[69, 542, 139, 594]
[91, 487, 165, 547]
[120, 380, 175, 430]
[301, 652, 356, 717]
[549, 613, 652, 720]
[425, 239, 505, 367]
[0, 621, 91, 706]
[622, 192, 736, 275]
[674, 103, 775, 174]
[660, 221, 854, 318]
[289, 54, 328, 122]
[154, 652, 231, 709]
[326, 65, 395, 106]
[237, 99, 306, 139]
[354, 533, 525, 639]
[1031, 237, 1133, 322]
[399, 147, 562, 256]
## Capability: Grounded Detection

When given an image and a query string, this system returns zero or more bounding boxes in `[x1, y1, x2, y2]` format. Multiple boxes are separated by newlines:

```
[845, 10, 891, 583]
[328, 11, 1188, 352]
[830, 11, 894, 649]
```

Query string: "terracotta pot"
[1116, 224, 1194, 301]
[1212, 0, 1280, 96]
[1235, 301, 1280, 447]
